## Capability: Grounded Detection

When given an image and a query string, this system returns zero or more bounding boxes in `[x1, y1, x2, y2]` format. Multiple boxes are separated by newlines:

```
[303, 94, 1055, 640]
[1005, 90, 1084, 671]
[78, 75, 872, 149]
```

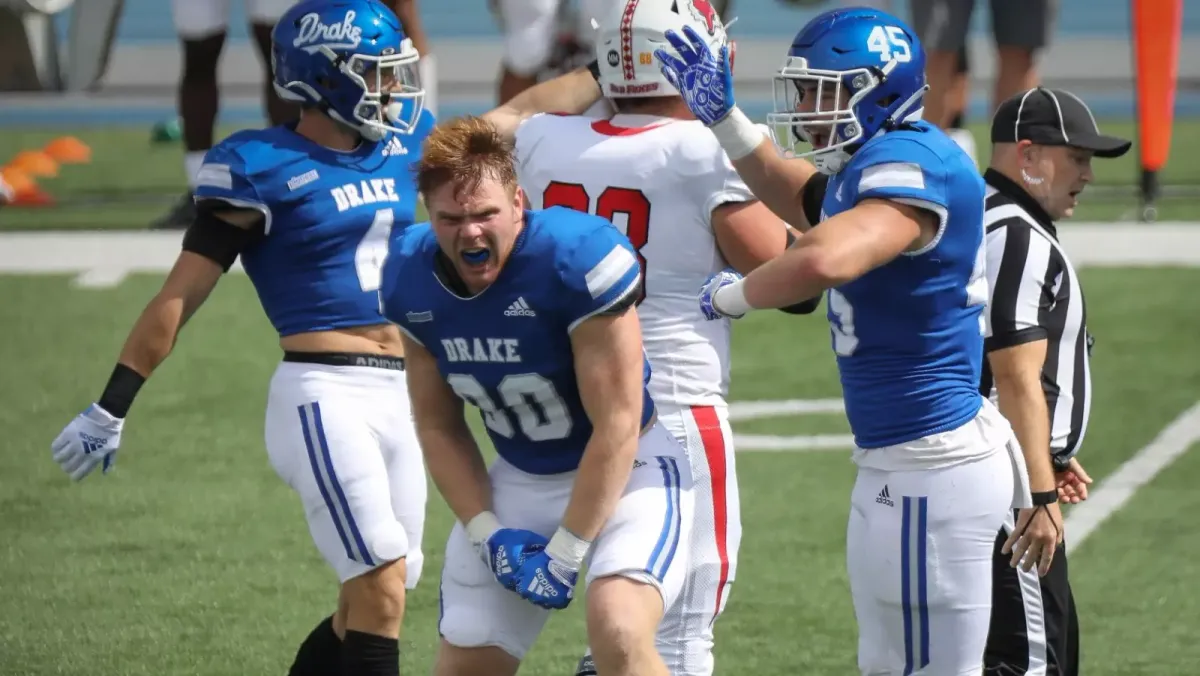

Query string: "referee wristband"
[1031, 490, 1058, 506]
[97, 363, 146, 419]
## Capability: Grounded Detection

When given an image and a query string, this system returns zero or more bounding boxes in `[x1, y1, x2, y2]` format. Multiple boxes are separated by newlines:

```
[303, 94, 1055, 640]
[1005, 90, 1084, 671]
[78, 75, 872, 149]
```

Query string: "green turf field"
[1, 119, 1199, 229]
[1, 227, 1199, 674]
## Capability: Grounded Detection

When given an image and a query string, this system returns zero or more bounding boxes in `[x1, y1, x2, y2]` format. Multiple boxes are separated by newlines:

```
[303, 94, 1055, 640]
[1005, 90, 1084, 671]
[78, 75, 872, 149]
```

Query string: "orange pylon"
[0, 165, 54, 206]
[43, 136, 92, 164]
[9, 150, 58, 178]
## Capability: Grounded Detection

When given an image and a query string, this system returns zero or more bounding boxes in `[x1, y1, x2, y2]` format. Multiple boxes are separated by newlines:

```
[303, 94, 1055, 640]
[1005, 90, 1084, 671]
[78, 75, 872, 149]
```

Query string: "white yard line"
[1065, 401, 1200, 549]
[0, 223, 1198, 288]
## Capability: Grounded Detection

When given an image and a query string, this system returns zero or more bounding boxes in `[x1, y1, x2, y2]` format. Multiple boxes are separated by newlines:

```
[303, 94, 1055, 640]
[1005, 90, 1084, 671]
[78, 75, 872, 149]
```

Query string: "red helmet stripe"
[620, 0, 641, 81]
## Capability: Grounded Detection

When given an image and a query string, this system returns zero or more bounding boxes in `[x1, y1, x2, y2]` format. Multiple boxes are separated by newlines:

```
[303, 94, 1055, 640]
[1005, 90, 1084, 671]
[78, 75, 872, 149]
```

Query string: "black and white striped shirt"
[979, 169, 1092, 466]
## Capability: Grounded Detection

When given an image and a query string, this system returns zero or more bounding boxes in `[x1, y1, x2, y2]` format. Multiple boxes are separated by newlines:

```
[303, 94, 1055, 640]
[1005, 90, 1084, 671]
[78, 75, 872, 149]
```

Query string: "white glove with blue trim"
[51, 404, 123, 481]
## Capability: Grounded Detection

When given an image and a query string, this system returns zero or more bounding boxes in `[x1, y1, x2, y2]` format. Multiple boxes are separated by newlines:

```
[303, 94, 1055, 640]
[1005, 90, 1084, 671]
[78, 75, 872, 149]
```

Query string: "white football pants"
[438, 422, 693, 663]
[172, 0, 297, 39]
[263, 360, 427, 585]
[848, 407, 1023, 675]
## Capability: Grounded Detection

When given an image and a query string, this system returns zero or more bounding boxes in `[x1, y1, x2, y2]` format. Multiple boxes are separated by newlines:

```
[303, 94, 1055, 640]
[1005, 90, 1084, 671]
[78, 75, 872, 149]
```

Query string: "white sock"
[184, 151, 207, 189]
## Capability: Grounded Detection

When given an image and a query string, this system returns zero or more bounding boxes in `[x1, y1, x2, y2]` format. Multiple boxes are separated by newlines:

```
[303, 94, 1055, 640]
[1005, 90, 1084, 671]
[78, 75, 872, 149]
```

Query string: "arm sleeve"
[558, 218, 643, 332]
[984, 224, 1056, 351]
[851, 139, 949, 232]
[193, 141, 274, 233]
[800, 173, 829, 226]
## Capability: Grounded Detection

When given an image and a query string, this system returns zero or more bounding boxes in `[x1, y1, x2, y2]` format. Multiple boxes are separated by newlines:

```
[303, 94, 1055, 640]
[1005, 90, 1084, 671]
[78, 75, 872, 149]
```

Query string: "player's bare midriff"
[280, 324, 405, 357]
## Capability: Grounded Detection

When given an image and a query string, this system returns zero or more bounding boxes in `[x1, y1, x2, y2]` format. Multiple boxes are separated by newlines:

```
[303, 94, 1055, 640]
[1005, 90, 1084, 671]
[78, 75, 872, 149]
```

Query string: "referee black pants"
[985, 510, 1080, 675]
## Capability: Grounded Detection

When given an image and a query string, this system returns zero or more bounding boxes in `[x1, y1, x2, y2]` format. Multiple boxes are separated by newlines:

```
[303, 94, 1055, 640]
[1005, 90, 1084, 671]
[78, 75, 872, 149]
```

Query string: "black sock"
[340, 629, 399, 676]
[949, 111, 966, 130]
[288, 615, 341, 676]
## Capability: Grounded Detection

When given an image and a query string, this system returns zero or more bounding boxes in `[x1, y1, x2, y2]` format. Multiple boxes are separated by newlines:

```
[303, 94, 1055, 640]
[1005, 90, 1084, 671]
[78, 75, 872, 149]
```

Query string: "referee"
[979, 87, 1130, 676]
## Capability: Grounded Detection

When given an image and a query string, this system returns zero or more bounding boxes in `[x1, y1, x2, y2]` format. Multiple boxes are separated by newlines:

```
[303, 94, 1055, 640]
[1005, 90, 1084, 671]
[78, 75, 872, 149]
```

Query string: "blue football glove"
[481, 528, 549, 590]
[514, 527, 589, 610]
[514, 547, 579, 610]
[465, 512, 549, 591]
[699, 268, 745, 320]
[654, 25, 736, 126]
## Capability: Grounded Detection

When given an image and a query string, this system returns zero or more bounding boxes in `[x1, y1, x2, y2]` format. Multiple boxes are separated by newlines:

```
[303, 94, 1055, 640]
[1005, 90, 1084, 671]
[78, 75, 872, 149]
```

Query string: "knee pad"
[360, 521, 410, 570]
[402, 548, 424, 589]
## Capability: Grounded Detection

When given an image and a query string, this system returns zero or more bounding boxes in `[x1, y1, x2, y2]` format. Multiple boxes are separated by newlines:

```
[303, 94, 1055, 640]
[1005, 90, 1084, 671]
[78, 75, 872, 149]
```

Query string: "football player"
[379, 115, 694, 676]
[152, 0, 431, 230]
[48, 2, 602, 675]
[656, 7, 1031, 675]
[512, 1, 817, 674]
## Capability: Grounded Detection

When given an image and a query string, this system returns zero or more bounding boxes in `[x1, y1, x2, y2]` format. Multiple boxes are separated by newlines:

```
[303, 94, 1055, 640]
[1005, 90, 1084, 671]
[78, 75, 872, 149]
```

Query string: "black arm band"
[97, 363, 146, 419]
[596, 282, 640, 317]
[586, 58, 601, 83]
[801, 173, 829, 227]
[778, 296, 821, 315]
[181, 203, 265, 272]
[1031, 490, 1059, 506]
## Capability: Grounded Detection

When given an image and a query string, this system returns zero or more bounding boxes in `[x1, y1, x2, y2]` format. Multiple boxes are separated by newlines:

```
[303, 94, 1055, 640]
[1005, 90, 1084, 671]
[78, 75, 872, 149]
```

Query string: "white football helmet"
[594, 0, 729, 99]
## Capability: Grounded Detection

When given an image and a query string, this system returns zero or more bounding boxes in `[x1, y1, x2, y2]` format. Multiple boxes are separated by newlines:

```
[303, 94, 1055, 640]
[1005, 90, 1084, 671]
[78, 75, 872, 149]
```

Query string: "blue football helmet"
[272, 0, 424, 140]
[766, 8, 928, 174]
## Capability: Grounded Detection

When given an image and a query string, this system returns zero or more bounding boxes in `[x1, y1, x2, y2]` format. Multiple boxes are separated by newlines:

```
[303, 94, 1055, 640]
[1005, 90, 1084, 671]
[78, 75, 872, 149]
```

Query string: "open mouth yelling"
[460, 246, 491, 266]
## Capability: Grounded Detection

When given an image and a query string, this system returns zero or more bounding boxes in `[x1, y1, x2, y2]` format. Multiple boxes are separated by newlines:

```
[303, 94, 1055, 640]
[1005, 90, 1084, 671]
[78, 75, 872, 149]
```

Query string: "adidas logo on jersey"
[382, 136, 407, 157]
[876, 485, 894, 507]
[504, 297, 536, 317]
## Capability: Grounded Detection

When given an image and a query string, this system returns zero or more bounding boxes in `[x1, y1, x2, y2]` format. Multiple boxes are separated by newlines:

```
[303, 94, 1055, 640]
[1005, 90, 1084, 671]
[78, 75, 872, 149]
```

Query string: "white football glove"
[51, 404, 124, 481]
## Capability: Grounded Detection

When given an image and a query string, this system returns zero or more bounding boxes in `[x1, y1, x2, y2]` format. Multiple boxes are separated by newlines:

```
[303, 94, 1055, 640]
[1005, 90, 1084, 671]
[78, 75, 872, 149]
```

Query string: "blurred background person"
[491, 0, 731, 105]
[911, 0, 1059, 162]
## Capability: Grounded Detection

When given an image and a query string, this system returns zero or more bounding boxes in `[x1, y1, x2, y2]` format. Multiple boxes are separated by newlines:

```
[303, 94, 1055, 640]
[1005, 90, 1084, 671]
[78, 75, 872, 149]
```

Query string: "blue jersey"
[193, 110, 434, 337]
[380, 207, 654, 475]
[821, 121, 987, 449]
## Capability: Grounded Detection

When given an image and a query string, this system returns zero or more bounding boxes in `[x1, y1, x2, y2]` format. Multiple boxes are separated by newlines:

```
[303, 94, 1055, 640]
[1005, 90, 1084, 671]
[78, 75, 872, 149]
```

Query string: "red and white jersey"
[515, 112, 760, 407]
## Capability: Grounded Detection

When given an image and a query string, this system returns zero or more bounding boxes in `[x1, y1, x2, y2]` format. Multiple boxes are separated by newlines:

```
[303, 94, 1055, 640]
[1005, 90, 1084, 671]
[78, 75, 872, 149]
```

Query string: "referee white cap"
[991, 87, 1132, 158]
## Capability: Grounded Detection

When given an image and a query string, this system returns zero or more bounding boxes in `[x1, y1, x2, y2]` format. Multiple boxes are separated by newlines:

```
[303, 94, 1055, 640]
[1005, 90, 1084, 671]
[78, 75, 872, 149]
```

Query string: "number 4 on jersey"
[543, 181, 651, 304]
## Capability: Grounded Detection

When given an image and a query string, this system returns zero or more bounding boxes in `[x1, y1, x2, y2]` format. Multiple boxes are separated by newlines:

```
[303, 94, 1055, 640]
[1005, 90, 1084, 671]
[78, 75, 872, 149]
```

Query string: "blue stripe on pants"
[646, 456, 682, 581]
[299, 402, 375, 566]
[901, 495, 930, 675]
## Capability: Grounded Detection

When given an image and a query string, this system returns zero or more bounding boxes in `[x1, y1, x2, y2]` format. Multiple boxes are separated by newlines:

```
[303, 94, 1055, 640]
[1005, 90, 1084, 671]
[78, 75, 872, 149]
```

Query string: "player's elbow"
[799, 246, 855, 288]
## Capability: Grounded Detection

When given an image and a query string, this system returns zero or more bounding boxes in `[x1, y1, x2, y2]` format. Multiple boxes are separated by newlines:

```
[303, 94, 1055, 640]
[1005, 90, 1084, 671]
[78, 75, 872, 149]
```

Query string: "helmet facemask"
[292, 39, 423, 142]
[766, 57, 882, 175]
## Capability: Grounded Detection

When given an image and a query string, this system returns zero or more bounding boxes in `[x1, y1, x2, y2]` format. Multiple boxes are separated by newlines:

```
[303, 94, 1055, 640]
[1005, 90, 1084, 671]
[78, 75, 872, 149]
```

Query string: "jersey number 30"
[447, 372, 573, 442]
[543, 182, 650, 304]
